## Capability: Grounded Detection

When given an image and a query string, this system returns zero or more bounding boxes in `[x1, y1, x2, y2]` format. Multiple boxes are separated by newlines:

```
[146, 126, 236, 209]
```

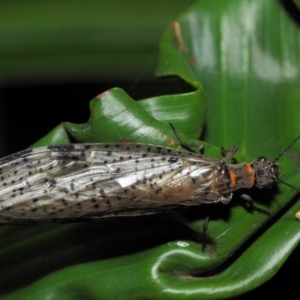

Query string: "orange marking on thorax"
[229, 163, 255, 189]
[245, 163, 255, 186]
[228, 169, 237, 188]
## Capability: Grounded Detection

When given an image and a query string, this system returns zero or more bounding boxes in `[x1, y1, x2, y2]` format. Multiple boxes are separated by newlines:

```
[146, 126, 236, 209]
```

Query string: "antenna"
[277, 177, 300, 193]
[272, 134, 300, 165]
[271, 134, 300, 193]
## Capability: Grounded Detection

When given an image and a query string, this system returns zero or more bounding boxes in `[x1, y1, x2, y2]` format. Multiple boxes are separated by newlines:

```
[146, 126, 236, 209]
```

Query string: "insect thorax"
[227, 162, 255, 191]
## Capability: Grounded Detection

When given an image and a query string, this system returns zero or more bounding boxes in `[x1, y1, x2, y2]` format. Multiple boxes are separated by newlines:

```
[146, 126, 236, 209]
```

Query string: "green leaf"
[157, 0, 300, 297]
[0, 1, 194, 83]
[64, 87, 206, 147]
[29, 124, 71, 148]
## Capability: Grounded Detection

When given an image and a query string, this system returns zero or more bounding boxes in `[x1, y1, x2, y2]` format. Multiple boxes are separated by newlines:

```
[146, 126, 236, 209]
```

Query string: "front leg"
[221, 145, 238, 162]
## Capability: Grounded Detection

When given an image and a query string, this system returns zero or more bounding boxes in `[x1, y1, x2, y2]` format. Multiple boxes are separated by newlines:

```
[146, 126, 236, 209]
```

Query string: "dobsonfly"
[0, 133, 299, 224]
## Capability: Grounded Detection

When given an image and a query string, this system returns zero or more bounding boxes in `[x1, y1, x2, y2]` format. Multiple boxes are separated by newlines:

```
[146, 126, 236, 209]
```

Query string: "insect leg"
[240, 194, 271, 216]
[202, 215, 210, 251]
[169, 123, 204, 153]
[221, 145, 238, 162]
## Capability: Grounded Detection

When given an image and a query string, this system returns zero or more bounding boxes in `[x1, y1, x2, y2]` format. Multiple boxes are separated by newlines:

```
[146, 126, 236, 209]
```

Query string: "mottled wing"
[0, 143, 222, 223]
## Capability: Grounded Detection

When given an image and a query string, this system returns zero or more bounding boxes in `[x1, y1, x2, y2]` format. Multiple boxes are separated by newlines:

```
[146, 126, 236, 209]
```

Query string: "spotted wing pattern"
[0, 143, 225, 223]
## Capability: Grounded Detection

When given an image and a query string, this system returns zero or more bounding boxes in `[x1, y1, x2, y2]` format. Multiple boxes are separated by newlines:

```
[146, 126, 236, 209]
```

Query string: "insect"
[0, 134, 299, 224]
